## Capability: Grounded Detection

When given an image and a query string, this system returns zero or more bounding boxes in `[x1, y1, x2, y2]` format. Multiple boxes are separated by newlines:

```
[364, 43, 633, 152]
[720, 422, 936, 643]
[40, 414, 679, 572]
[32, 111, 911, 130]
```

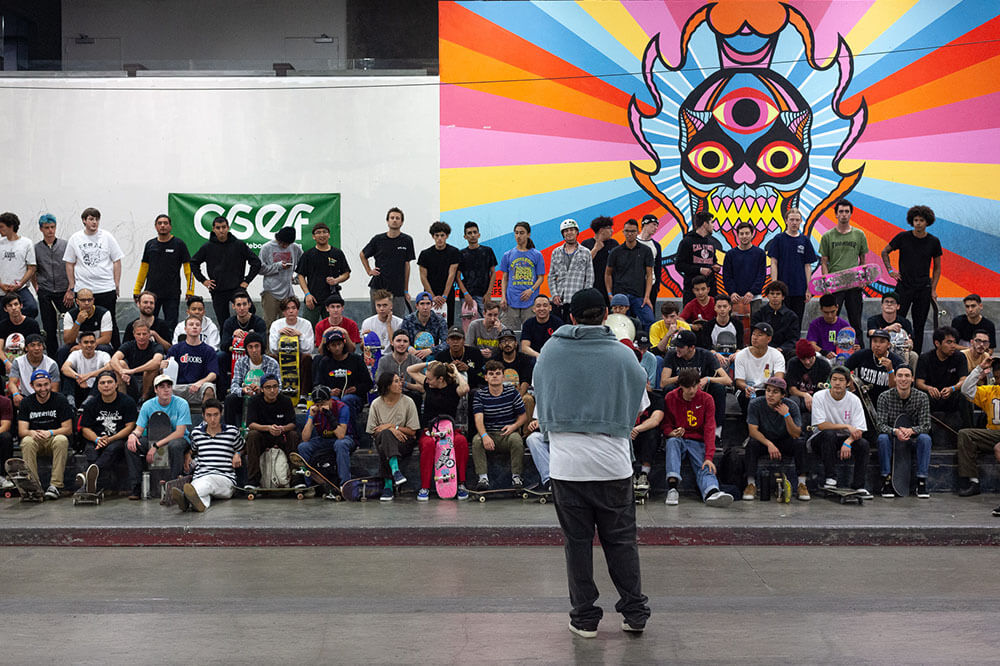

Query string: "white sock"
[640, 465, 651, 474]
[970, 477, 980, 484]
[746, 476, 755, 485]
[825, 477, 836, 486]
[798, 476, 806, 485]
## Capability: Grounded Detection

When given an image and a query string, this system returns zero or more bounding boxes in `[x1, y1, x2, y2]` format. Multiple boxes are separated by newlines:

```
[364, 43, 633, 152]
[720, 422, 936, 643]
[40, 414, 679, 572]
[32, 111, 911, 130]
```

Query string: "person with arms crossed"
[751, 281, 800, 358]
[533, 287, 650, 637]
[32, 214, 71, 356]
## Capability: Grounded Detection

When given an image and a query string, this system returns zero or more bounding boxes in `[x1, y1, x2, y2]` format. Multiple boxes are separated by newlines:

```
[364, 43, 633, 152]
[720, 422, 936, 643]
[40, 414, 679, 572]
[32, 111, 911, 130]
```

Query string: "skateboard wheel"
[4, 491, 12, 498]
[539, 497, 547, 504]
[296, 493, 305, 500]
[521, 492, 529, 500]
[478, 496, 486, 503]
[247, 494, 256, 501]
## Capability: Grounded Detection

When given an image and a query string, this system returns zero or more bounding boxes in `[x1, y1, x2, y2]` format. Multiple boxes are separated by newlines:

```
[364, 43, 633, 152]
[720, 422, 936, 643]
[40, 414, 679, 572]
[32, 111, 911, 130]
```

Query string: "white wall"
[0, 76, 440, 300]
[62, 0, 348, 69]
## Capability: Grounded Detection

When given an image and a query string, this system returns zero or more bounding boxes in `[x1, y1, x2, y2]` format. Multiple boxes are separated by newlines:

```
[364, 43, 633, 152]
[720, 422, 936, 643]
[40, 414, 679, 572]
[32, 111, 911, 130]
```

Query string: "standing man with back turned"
[534, 287, 650, 638]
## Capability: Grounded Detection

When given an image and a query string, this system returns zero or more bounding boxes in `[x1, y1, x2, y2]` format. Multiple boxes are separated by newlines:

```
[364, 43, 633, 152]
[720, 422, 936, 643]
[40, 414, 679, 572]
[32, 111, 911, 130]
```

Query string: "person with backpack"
[243, 373, 300, 490]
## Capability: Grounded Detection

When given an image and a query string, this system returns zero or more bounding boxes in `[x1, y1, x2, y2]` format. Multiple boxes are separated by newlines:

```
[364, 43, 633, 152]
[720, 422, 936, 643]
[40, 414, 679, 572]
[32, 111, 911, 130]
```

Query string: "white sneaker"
[568, 622, 597, 638]
[0, 476, 13, 490]
[855, 488, 874, 500]
[704, 490, 733, 507]
[44, 485, 60, 500]
[665, 488, 679, 505]
[823, 478, 837, 490]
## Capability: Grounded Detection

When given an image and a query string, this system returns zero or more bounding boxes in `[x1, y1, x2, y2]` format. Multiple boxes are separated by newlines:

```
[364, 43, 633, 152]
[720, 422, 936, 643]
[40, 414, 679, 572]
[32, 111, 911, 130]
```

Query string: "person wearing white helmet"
[548, 218, 593, 322]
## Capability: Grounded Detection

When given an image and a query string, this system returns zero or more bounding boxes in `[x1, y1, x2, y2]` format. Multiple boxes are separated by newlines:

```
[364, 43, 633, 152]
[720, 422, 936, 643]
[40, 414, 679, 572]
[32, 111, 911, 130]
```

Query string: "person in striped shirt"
[471, 360, 527, 490]
[172, 399, 243, 512]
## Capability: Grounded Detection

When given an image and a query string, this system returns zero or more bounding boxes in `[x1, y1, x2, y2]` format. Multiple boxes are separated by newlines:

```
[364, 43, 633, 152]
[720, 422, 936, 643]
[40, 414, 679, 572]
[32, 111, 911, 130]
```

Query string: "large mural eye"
[756, 141, 802, 178]
[712, 88, 780, 134]
[687, 142, 734, 178]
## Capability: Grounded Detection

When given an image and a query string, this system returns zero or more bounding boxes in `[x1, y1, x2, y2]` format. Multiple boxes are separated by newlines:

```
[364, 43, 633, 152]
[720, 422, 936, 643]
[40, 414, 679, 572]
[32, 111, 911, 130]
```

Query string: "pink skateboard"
[430, 417, 458, 499]
[808, 263, 881, 296]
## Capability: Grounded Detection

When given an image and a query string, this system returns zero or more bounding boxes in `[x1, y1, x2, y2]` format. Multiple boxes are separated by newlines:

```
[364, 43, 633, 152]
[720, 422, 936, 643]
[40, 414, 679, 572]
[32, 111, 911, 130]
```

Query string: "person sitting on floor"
[810, 366, 873, 498]
[126, 374, 191, 500]
[743, 377, 810, 502]
[661, 368, 733, 507]
[163, 316, 218, 408]
[874, 365, 932, 499]
[173, 398, 243, 512]
[297, 385, 356, 492]
[366, 372, 420, 502]
[407, 360, 471, 501]
[17, 369, 74, 500]
[224, 332, 279, 427]
[77, 370, 138, 495]
[243, 373, 300, 490]
[471, 359, 528, 491]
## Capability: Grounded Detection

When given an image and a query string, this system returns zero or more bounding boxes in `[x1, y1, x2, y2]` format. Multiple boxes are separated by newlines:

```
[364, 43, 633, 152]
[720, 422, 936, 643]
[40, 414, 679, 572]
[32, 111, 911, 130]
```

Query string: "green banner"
[167, 193, 340, 254]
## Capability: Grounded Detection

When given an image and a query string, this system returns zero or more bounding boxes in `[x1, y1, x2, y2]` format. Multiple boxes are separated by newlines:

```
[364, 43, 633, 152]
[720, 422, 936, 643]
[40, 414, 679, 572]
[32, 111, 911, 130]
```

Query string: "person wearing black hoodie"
[191, 216, 262, 327]
[675, 211, 722, 305]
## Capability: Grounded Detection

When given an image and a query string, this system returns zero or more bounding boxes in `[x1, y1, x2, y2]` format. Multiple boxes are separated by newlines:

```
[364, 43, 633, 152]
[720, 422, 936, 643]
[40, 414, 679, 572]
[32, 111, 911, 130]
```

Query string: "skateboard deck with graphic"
[891, 413, 914, 497]
[809, 263, 881, 296]
[362, 331, 382, 405]
[340, 477, 383, 502]
[278, 334, 301, 401]
[229, 332, 247, 377]
[429, 416, 458, 499]
[834, 327, 856, 364]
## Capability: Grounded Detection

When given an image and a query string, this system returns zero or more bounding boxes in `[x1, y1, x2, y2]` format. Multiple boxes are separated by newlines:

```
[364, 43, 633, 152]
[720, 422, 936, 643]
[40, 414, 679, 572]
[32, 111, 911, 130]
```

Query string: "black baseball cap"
[752, 322, 774, 336]
[446, 326, 465, 339]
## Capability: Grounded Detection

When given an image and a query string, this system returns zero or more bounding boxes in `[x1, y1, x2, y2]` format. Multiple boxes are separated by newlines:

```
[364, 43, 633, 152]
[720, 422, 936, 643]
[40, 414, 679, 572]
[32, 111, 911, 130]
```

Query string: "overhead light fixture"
[75, 34, 95, 45]
[313, 34, 333, 43]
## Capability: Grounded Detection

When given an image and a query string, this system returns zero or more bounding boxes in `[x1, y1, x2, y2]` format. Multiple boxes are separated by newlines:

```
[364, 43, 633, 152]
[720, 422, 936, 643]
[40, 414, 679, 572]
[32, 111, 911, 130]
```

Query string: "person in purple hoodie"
[806, 294, 855, 359]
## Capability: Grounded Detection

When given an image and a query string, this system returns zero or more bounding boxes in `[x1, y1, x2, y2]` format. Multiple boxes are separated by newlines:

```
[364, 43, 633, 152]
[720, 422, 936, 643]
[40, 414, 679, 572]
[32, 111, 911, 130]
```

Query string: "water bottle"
[141, 472, 150, 500]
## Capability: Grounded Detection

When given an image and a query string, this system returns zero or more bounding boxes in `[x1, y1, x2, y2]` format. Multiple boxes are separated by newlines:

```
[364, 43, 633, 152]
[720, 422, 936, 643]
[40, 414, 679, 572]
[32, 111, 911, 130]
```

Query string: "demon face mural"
[631, 2, 866, 253]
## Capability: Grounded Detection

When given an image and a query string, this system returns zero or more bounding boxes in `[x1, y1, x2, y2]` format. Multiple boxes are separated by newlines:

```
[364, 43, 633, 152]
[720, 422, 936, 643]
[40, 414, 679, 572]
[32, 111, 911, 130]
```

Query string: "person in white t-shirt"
[733, 321, 786, 414]
[0, 212, 39, 321]
[360, 289, 402, 352]
[61, 330, 111, 407]
[63, 207, 124, 346]
[268, 296, 315, 397]
[809, 366, 872, 496]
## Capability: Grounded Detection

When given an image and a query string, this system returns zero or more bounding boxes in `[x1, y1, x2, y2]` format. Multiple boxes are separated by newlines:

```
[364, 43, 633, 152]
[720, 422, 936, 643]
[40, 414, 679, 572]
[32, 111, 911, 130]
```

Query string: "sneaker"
[417, 488, 430, 501]
[75, 472, 87, 490]
[391, 470, 407, 487]
[855, 488, 874, 500]
[916, 479, 930, 499]
[456, 485, 469, 501]
[568, 622, 597, 639]
[170, 487, 189, 511]
[293, 482, 307, 490]
[44, 485, 60, 500]
[742, 483, 756, 501]
[621, 619, 645, 633]
[0, 476, 14, 490]
[992, 505, 1000, 517]
[880, 477, 896, 498]
[511, 474, 523, 490]
[183, 483, 206, 512]
[704, 489, 733, 507]
[476, 477, 490, 491]
[665, 488, 679, 505]
[796, 483, 811, 501]
[85, 464, 99, 494]
[958, 481, 981, 497]
[380, 486, 394, 501]
[634, 472, 650, 491]
[823, 478, 837, 490]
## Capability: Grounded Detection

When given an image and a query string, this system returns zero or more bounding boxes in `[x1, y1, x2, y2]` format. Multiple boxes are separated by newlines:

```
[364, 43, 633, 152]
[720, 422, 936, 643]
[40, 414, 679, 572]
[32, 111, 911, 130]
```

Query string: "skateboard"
[848, 369, 877, 429]
[808, 263, 881, 296]
[633, 484, 649, 505]
[522, 485, 552, 504]
[4, 458, 44, 502]
[4, 332, 26, 365]
[891, 413, 914, 497]
[160, 474, 193, 506]
[467, 484, 539, 503]
[235, 485, 315, 501]
[289, 451, 343, 500]
[773, 470, 792, 503]
[429, 416, 458, 499]
[230, 331, 247, 377]
[413, 331, 435, 354]
[816, 486, 866, 505]
[834, 327, 856, 364]
[340, 477, 383, 502]
[460, 299, 478, 333]
[146, 410, 174, 470]
[362, 331, 382, 405]
[240, 368, 265, 437]
[278, 334, 301, 401]
[73, 463, 104, 505]
[606, 313, 636, 342]
[713, 329, 738, 360]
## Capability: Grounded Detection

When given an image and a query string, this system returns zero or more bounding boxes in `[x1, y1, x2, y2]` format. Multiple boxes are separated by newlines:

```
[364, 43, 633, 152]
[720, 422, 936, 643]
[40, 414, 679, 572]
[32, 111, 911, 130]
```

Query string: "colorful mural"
[440, 0, 1000, 297]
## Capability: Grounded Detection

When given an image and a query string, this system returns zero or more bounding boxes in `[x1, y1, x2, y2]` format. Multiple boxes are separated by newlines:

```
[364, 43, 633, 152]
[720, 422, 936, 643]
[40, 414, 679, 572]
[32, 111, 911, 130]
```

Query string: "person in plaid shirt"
[874, 365, 931, 498]
[547, 219, 593, 323]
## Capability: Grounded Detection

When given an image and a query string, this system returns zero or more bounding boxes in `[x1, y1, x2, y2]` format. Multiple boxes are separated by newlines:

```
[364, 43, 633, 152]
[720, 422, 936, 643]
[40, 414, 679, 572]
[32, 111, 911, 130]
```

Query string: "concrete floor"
[3, 546, 999, 664]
